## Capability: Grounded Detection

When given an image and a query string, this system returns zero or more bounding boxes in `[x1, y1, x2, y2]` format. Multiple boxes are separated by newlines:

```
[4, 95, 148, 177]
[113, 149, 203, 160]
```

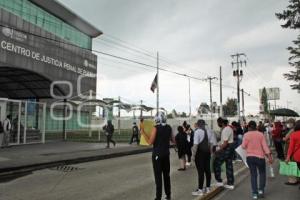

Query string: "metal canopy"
[0, 67, 65, 99]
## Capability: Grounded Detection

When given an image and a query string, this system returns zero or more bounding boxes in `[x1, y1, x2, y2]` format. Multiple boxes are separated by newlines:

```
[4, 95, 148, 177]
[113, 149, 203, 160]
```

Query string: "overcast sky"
[59, 0, 299, 115]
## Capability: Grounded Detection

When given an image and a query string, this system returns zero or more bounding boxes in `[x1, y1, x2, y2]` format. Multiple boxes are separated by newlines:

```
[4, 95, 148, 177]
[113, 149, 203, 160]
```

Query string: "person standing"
[272, 121, 285, 160]
[3, 115, 12, 147]
[213, 117, 235, 190]
[185, 124, 194, 166]
[191, 120, 213, 196]
[175, 126, 188, 171]
[147, 112, 174, 200]
[286, 120, 300, 190]
[103, 120, 116, 148]
[129, 122, 140, 145]
[0, 120, 4, 148]
[283, 118, 298, 185]
[242, 121, 273, 199]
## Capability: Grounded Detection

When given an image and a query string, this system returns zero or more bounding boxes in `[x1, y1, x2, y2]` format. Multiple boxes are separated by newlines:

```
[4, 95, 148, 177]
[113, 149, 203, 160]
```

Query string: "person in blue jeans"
[242, 121, 273, 199]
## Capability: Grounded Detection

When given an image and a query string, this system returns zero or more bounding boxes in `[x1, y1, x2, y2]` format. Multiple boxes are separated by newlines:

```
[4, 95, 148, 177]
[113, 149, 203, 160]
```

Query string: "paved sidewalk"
[0, 142, 151, 174]
[213, 161, 299, 200]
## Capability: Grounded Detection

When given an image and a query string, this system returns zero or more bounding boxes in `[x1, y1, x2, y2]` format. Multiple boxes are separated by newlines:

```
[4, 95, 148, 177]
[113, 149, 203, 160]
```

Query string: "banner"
[235, 145, 249, 168]
[139, 120, 155, 146]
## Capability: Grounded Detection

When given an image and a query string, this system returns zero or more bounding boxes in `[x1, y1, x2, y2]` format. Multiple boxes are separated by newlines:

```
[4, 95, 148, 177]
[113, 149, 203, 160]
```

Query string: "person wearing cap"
[283, 118, 299, 185]
[191, 119, 215, 196]
[213, 117, 235, 190]
[146, 112, 175, 200]
[129, 122, 140, 145]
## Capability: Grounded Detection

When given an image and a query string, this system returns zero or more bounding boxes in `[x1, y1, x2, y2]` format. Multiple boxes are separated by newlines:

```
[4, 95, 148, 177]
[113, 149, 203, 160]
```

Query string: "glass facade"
[45, 109, 89, 132]
[0, 0, 92, 49]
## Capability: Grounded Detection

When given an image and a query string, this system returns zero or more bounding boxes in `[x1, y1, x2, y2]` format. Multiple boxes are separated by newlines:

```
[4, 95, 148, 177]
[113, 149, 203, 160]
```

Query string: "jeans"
[273, 139, 284, 160]
[195, 152, 211, 189]
[246, 157, 266, 194]
[152, 154, 171, 200]
[213, 144, 235, 185]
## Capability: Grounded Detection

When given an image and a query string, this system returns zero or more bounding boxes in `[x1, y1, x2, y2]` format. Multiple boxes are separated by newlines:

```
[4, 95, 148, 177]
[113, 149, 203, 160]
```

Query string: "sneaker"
[258, 190, 264, 198]
[205, 187, 211, 193]
[192, 189, 204, 196]
[224, 184, 235, 190]
[215, 182, 224, 187]
[186, 162, 191, 166]
[252, 193, 258, 200]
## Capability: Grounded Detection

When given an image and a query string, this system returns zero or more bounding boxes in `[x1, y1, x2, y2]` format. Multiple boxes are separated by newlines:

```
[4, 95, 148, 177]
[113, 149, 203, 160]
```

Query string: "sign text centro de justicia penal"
[0, 27, 96, 78]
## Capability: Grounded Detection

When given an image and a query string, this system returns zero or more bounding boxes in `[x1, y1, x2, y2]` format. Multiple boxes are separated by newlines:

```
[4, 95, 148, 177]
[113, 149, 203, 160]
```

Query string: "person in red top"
[272, 121, 284, 160]
[286, 120, 300, 190]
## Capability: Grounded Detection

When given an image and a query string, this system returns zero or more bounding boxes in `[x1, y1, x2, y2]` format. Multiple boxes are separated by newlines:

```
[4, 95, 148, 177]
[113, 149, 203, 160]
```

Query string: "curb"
[0, 147, 152, 180]
[195, 166, 248, 200]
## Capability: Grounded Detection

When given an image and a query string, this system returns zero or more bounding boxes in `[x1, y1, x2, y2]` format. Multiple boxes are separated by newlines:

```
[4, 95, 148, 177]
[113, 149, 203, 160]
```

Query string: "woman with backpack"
[192, 119, 212, 196]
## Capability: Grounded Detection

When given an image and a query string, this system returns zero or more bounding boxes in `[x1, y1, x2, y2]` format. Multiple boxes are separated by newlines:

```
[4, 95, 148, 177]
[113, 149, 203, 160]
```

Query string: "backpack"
[197, 128, 210, 153]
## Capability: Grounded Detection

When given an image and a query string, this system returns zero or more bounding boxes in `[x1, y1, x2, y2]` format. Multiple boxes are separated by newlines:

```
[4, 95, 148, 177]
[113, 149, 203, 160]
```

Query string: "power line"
[0, 23, 257, 101]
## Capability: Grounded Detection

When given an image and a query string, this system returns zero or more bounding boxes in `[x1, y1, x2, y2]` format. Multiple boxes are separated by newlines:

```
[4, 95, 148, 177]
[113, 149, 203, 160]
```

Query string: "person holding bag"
[286, 120, 300, 190]
[242, 121, 273, 200]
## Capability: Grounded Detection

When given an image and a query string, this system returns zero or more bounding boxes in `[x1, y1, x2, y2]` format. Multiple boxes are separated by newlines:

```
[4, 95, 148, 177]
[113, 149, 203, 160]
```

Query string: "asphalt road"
[0, 151, 202, 200]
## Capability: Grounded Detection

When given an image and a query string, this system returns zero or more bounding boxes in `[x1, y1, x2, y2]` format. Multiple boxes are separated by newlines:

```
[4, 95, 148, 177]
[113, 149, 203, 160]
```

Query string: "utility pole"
[118, 96, 121, 135]
[206, 76, 218, 130]
[219, 66, 223, 117]
[156, 52, 159, 115]
[140, 100, 143, 118]
[188, 77, 192, 121]
[231, 53, 247, 122]
[241, 89, 245, 118]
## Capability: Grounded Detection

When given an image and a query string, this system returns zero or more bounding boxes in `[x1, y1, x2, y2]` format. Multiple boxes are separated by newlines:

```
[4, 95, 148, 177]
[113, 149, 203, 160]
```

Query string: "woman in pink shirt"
[242, 121, 273, 200]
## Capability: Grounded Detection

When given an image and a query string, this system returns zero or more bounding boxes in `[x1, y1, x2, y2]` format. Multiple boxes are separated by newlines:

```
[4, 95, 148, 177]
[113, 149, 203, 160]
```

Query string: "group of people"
[145, 113, 300, 200]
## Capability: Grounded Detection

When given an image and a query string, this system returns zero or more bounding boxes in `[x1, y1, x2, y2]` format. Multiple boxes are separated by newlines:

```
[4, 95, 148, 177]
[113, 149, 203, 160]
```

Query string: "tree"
[197, 103, 210, 114]
[261, 87, 269, 114]
[167, 113, 173, 119]
[180, 112, 187, 118]
[171, 109, 178, 118]
[276, 0, 300, 90]
[223, 98, 237, 117]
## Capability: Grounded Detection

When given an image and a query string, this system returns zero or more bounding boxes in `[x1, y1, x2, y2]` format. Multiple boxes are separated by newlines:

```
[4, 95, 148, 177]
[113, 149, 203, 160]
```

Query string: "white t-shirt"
[194, 128, 217, 146]
[221, 126, 234, 144]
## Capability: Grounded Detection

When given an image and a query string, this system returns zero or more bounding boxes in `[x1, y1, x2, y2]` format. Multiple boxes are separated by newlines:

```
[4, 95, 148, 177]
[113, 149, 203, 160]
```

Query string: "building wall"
[0, 0, 92, 49]
[0, 7, 97, 98]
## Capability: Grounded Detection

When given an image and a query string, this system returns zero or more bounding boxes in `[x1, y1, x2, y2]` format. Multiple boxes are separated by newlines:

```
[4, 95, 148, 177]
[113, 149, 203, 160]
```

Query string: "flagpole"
[156, 52, 159, 115]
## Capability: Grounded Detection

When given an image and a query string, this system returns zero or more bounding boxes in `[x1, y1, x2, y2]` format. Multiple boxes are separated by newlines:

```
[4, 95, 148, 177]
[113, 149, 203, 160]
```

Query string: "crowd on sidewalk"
[139, 113, 300, 200]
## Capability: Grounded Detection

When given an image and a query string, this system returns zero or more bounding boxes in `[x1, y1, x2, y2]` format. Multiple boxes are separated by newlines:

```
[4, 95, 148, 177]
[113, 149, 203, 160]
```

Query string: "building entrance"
[0, 98, 46, 145]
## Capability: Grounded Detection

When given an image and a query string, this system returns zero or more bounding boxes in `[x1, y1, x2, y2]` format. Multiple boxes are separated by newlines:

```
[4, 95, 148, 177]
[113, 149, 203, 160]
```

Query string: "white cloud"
[223, 21, 295, 50]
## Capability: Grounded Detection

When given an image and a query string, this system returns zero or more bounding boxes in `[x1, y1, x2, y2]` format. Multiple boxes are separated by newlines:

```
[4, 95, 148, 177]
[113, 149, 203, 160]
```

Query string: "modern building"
[0, 0, 102, 145]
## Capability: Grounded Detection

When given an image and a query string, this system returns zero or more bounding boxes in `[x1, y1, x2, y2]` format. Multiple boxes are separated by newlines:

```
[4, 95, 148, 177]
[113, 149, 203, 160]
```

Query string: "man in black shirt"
[103, 120, 116, 148]
[129, 122, 140, 145]
[147, 112, 175, 200]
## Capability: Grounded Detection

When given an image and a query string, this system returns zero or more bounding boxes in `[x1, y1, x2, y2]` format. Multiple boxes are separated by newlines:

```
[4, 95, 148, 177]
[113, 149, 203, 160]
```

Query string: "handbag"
[279, 161, 300, 177]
